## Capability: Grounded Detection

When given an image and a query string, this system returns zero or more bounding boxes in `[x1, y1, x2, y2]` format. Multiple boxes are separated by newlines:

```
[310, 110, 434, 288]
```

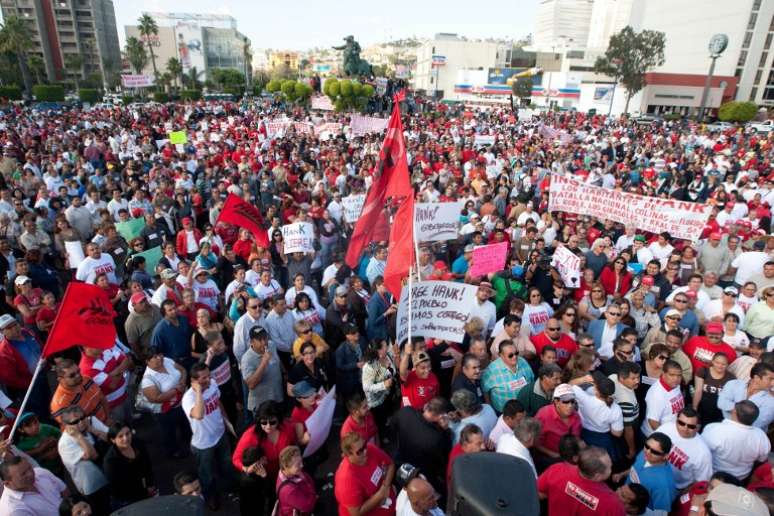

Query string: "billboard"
[488, 67, 528, 85]
[594, 86, 614, 102]
[175, 22, 205, 73]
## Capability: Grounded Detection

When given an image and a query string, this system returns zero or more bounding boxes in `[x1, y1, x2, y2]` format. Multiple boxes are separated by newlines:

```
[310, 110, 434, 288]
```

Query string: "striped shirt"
[610, 374, 639, 426]
[79, 346, 129, 408]
[50, 379, 109, 425]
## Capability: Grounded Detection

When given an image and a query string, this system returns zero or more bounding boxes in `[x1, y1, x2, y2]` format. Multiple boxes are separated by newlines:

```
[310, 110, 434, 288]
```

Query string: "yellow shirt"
[292, 333, 328, 360]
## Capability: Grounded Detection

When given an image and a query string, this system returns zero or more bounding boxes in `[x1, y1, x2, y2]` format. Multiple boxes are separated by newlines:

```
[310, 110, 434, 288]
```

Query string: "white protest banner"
[396, 281, 478, 345]
[414, 202, 462, 242]
[548, 174, 712, 242]
[350, 115, 389, 137]
[376, 77, 388, 96]
[551, 244, 581, 288]
[281, 222, 315, 254]
[121, 74, 154, 88]
[65, 241, 85, 269]
[473, 134, 495, 147]
[264, 120, 288, 138]
[311, 95, 335, 111]
[314, 122, 343, 137]
[342, 194, 366, 223]
[303, 386, 336, 458]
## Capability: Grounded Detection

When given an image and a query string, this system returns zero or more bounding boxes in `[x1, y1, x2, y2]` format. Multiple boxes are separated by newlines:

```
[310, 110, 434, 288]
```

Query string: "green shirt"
[16, 423, 61, 472]
[492, 275, 527, 311]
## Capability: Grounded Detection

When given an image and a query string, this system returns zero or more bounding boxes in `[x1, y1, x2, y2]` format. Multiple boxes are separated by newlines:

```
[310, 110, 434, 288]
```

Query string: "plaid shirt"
[481, 357, 534, 412]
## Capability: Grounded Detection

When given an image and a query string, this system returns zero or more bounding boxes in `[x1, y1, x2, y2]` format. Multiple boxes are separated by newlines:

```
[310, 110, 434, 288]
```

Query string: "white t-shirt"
[75, 253, 117, 284]
[140, 357, 181, 394]
[193, 279, 220, 311]
[655, 422, 713, 489]
[185, 230, 199, 254]
[496, 433, 537, 478]
[488, 415, 513, 445]
[731, 251, 769, 285]
[396, 489, 445, 516]
[58, 419, 109, 495]
[182, 381, 225, 450]
[572, 385, 624, 434]
[641, 381, 685, 438]
[701, 299, 745, 326]
[666, 287, 710, 311]
[254, 280, 282, 301]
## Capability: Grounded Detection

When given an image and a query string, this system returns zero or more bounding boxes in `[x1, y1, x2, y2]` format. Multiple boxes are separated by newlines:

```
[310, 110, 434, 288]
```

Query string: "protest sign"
[548, 174, 712, 241]
[115, 217, 145, 242]
[314, 122, 343, 138]
[281, 222, 315, 254]
[135, 246, 162, 275]
[414, 202, 462, 242]
[342, 194, 366, 223]
[311, 95, 334, 111]
[397, 281, 478, 345]
[169, 131, 187, 144]
[474, 134, 495, 147]
[154, 139, 168, 149]
[303, 387, 336, 457]
[469, 242, 509, 277]
[120, 74, 154, 88]
[65, 241, 85, 269]
[551, 244, 581, 288]
[350, 115, 389, 136]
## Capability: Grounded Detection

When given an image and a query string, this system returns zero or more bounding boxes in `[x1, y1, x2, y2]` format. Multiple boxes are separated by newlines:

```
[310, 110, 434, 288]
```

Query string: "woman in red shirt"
[599, 258, 633, 298]
[13, 275, 42, 329]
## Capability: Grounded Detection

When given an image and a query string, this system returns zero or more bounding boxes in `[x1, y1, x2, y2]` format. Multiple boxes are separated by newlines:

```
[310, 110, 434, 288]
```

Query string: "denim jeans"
[191, 434, 235, 502]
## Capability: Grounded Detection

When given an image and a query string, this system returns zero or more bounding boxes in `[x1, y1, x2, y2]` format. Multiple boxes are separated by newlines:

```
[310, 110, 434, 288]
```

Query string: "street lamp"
[698, 34, 729, 122]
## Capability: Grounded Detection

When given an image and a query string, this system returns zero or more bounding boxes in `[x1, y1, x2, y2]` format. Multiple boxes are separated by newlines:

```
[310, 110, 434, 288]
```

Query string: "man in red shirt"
[334, 432, 396, 516]
[535, 384, 582, 463]
[538, 447, 625, 515]
[530, 318, 578, 368]
[682, 321, 737, 373]
[446, 423, 486, 485]
[79, 345, 132, 420]
[399, 346, 440, 410]
[340, 391, 378, 446]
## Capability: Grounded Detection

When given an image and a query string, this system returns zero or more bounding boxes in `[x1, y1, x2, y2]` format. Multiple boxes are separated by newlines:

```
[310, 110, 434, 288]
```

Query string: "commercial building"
[0, 0, 121, 85]
[124, 12, 251, 82]
[533, 0, 595, 51]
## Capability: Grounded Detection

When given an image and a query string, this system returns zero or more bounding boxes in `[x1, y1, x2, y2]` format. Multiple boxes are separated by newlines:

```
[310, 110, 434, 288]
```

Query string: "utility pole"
[698, 34, 729, 122]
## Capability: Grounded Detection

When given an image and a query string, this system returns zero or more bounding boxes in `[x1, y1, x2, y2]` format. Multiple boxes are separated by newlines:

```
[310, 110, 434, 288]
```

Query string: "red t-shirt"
[401, 370, 440, 410]
[538, 462, 625, 516]
[531, 333, 578, 368]
[232, 422, 297, 481]
[14, 288, 43, 325]
[340, 412, 378, 445]
[334, 444, 396, 516]
[682, 337, 737, 373]
[535, 404, 582, 453]
[446, 443, 465, 485]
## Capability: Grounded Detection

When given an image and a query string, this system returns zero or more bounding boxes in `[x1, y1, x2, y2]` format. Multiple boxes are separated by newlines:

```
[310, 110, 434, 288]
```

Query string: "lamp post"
[698, 34, 729, 122]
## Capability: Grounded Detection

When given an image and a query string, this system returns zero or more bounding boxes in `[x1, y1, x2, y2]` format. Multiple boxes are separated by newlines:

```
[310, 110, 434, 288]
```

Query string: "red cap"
[130, 292, 147, 305]
[182, 217, 193, 225]
[434, 260, 448, 270]
[685, 290, 697, 299]
[709, 232, 722, 240]
[641, 276, 654, 286]
[706, 321, 724, 333]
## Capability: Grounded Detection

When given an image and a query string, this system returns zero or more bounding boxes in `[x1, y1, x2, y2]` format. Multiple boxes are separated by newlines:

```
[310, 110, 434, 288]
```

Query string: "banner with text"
[343, 194, 366, 223]
[281, 222, 315, 254]
[350, 115, 389, 136]
[397, 281, 478, 345]
[548, 174, 712, 241]
[469, 242, 509, 277]
[414, 202, 462, 242]
[121, 74, 155, 88]
[551, 244, 581, 288]
[311, 95, 335, 111]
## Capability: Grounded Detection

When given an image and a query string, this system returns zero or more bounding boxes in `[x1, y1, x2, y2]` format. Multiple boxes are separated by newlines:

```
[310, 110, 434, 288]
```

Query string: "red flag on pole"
[216, 193, 270, 248]
[345, 92, 413, 268]
[383, 194, 416, 299]
[43, 282, 117, 359]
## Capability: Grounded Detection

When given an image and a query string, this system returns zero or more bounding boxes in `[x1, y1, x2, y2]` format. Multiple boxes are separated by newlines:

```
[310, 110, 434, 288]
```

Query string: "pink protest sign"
[469, 242, 508, 277]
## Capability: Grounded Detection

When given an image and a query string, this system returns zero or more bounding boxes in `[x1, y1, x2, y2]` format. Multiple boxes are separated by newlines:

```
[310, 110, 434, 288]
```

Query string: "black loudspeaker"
[110, 495, 204, 516]
[448, 453, 540, 516]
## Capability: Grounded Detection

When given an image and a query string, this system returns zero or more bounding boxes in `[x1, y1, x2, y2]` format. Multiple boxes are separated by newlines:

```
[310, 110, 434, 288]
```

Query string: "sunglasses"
[674, 299, 688, 304]
[354, 444, 367, 456]
[607, 312, 621, 317]
[65, 416, 85, 425]
[564, 312, 577, 317]
[247, 305, 260, 310]
[259, 419, 279, 427]
[644, 443, 665, 456]
[592, 289, 603, 293]
[559, 399, 577, 405]
[617, 349, 634, 357]
[546, 327, 561, 332]
[725, 292, 738, 297]
[677, 419, 697, 430]
[505, 352, 518, 359]
[579, 342, 595, 348]
[301, 329, 312, 334]
[666, 316, 682, 321]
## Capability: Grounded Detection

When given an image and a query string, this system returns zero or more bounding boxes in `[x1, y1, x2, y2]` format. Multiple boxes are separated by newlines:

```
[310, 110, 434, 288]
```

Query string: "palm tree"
[137, 14, 159, 78]
[125, 37, 148, 75]
[166, 57, 183, 91]
[27, 55, 45, 84]
[185, 66, 205, 90]
[64, 54, 83, 90]
[0, 15, 33, 97]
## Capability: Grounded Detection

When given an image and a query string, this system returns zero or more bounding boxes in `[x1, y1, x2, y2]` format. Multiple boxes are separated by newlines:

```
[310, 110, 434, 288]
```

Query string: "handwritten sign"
[397, 281, 478, 344]
[343, 194, 366, 223]
[469, 242, 509, 277]
[281, 222, 315, 254]
[548, 174, 712, 242]
[414, 202, 463, 242]
[474, 134, 495, 147]
[311, 95, 334, 111]
[551, 245, 581, 288]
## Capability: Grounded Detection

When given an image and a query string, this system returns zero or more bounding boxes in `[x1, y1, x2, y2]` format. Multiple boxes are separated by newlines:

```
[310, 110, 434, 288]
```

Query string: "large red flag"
[216, 193, 270, 248]
[43, 282, 117, 358]
[383, 194, 416, 299]
[345, 94, 413, 268]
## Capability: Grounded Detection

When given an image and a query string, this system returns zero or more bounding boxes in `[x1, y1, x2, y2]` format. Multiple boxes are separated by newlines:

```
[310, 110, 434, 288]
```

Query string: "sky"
[114, 0, 539, 50]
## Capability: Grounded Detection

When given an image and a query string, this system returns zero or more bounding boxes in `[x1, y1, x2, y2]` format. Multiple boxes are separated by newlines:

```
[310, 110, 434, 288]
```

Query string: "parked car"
[706, 121, 736, 132]
[746, 119, 774, 133]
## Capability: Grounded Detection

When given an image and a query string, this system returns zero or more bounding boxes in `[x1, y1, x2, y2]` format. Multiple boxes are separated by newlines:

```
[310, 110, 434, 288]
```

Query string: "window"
[764, 87, 774, 100]
[756, 69, 763, 84]
[771, 13, 774, 31]
[431, 46, 435, 54]
[754, 0, 762, 10]
[744, 31, 753, 48]
[761, 52, 769, 68]
[738, 50, 748, 67]
[750, 87, 759, 101]
[736, 68, 744, 79]
[749, 12, 758, 30]
[766, 33, 773, 50]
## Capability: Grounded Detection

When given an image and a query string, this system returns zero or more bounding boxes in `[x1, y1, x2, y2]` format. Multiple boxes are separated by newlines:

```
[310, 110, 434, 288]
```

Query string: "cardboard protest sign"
[302, 387, 336, 458]
[169, 131, 188, 145]
[135, 246, 162, 275]
[342, 194, 366, 223]
[469, 242, 509, 277]
[311, 95, 334, 111]
[474, 134, 495, 147]
[65, 241, 85, 269]
[396, 281, 478, 344]
[281, 222, 315, 254]
[414, 202, 462, 242]
[548, 174, 712, 242]
[551, 244, 581, 288]
[115, 217, 146, 242]
[350, 115, 389, 136]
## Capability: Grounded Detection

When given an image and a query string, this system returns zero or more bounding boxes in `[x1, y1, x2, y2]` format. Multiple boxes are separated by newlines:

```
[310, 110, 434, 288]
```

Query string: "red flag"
[43, 282, 117, 358]
[345, 97, 413, 267]
[216, 193, 270, 248]
[383, 194, 415, 299]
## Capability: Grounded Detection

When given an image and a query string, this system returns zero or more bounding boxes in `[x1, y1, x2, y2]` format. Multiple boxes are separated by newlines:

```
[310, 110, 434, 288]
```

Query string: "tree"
[125, 37, 148, 74]
[27, 55, 45, 84]
[718, 101, 757, 122]
[185, 67, 205, 90]
[64, 54, 83, 90]
[0, 16, 33, 98]
[512, 77, 532, 105]
[138, 14, 159, 78]
[594, 26, 666, 113]
[166, 57, 183, 91]
[211, 68, 245, 89]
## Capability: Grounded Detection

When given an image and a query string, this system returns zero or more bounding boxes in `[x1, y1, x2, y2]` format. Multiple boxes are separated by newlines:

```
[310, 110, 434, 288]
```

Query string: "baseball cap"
[291, 381, 316, 399]
[710, 232, 722, 240]
[0, 314, 16, 329]
[479, 281, 494, 291]
[130, 292, 148, 305]
[633, 235, 647, 243]
[706, 321, 725, 334]
[13, 275, 31, 286]
[723, 286, 739, 296]
[704, 484, 768, 516]
[641, 276, 654, 286]
[335, 285, 349, 296]
[182, 217, 193, 225]
[434, 260, 448, 270]
[665, 308, 682, 318]
[684, 290, 697, 299]
[160, 268, 178, 280]
[553, 384, 575, 401]
[249, 326, 267, 340]
[412, 350, 431, 367]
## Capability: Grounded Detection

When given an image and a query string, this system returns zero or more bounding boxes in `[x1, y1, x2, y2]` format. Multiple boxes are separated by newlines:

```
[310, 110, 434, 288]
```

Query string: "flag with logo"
[216, 193, 270, 248]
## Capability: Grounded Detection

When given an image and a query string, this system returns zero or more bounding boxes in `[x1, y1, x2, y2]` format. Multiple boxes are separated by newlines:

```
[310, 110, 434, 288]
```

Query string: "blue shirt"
[717, 379, 774, 431]
[628, 452, 677, 511]
[150, 316, 192, 362]
[10, 332, 40, 374]
[451, 254, 469, 280]
[658, 307, 699, 336]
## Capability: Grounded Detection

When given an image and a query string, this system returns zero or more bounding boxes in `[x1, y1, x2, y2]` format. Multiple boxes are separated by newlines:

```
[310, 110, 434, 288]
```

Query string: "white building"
[586, 0, 633, 49]
[412, 34, 508, 99]
[533, 0, 595, 51]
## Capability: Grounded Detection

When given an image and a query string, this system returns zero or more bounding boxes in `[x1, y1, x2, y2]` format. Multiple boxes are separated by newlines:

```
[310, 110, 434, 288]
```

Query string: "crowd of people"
[0, 92, 771, 516]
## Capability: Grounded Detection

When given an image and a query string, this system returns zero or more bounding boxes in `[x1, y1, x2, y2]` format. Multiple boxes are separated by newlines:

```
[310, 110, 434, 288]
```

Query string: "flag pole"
[8, 357, 46, 441]
[407, 266, 413, 348]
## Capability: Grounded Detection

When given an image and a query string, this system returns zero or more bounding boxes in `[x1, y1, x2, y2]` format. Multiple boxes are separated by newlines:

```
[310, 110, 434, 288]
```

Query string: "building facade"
[533, 0, 595, 51]
[0, 0, 121, 85]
